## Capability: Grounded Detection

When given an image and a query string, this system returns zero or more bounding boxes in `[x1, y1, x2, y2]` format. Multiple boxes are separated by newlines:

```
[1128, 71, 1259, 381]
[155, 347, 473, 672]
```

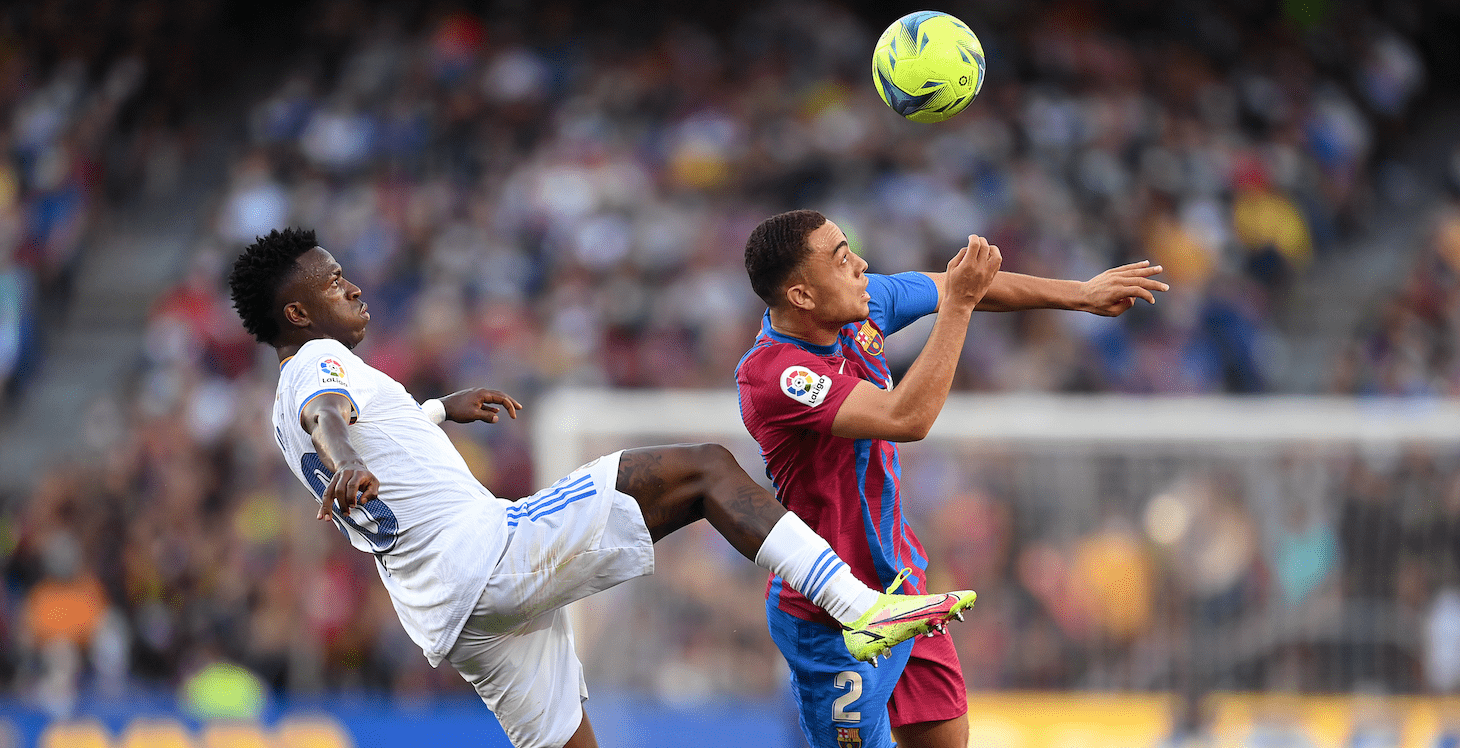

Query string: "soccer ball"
[872, 11, 985, 124]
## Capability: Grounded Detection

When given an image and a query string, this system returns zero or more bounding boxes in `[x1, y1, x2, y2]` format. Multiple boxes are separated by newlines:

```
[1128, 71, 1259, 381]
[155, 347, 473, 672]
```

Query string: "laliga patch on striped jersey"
[318, 356, 349, 387]
[781, 366, 833, 408]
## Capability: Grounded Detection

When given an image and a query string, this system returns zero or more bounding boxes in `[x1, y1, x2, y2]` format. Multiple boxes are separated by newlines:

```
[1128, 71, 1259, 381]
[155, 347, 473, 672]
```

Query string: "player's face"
[285, 247, 370, 349]
[795, 221, 870, 325]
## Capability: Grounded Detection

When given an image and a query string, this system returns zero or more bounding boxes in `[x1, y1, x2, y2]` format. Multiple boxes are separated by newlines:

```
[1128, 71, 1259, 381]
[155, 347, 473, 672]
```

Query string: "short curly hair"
[227, 228, 318, 345]
[744, 209, 826, 307]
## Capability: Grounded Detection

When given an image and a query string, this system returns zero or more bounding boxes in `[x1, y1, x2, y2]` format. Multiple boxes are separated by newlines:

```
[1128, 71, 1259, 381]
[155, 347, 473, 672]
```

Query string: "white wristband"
[422, 398, 447, 425]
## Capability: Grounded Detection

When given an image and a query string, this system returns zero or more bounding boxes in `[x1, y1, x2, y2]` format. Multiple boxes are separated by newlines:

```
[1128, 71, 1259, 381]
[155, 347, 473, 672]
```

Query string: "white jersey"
[272, 337, 509, 666]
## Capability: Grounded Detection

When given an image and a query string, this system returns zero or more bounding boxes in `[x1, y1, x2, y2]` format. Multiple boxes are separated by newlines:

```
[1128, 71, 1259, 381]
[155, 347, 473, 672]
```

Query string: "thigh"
[478, 452, 655, 629]
[890, 715, 969, 748]
[614, 444, 717, 539]
[887, 633, 968, 729]
[447, 607, 589, 748]
[768, 605, 911, 748]
[561, 713, 598, 748]
[615, 444, 782, 558]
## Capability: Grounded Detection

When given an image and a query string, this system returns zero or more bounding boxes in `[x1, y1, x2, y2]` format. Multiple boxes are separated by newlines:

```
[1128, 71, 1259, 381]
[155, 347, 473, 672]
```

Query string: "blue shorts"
[767, 601, 915, 748]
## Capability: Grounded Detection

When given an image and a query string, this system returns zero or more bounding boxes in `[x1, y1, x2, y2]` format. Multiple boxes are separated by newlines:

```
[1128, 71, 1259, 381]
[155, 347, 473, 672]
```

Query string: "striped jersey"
[273, 337, 508, 666]
[735, 272, 940, 626]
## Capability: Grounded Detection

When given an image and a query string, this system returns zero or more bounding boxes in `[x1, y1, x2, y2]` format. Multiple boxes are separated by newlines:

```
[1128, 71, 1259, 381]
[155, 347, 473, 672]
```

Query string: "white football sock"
[753, 512, 881, 624]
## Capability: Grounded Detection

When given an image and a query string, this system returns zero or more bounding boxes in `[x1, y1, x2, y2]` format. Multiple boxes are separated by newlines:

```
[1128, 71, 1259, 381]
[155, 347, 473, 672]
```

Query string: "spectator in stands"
[2, 0, 1455, 706]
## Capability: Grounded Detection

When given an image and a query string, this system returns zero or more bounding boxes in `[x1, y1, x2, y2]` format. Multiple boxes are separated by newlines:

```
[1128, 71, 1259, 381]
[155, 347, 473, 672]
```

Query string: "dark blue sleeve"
[866, 272, 939, 336]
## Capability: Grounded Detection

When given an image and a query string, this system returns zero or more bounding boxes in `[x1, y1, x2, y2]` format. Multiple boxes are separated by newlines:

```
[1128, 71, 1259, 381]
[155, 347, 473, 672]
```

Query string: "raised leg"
[613, 443, 977, 665]
[614, 443, 784, 561]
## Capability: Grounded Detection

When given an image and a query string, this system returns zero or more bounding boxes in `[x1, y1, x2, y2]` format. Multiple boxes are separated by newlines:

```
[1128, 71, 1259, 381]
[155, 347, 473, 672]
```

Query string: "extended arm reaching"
[922, 260, 1168, 315]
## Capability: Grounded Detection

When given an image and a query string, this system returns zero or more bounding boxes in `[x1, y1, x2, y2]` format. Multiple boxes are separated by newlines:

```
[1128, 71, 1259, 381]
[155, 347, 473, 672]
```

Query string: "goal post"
[533, 390, 1460, 476]
[535, 389, 1460, 698]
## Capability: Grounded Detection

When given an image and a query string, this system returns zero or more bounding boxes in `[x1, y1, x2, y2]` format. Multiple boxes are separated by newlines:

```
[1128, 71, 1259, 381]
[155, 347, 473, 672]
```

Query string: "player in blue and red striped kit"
[736, 210, 1167, 748]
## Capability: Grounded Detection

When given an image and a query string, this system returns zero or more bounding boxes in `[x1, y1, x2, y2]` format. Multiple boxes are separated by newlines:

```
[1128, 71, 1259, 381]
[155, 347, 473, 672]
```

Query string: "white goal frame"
[536, 389, 1460, 693]
[532, 389, 1460, 484]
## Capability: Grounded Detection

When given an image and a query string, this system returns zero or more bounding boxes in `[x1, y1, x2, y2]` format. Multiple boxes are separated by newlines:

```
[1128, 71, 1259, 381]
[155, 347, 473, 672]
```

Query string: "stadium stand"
[0, 0, 1458, 744]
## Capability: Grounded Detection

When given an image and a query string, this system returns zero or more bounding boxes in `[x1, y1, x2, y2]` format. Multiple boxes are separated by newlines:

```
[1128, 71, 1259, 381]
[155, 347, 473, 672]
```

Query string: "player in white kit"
[228, 228, 976, 748]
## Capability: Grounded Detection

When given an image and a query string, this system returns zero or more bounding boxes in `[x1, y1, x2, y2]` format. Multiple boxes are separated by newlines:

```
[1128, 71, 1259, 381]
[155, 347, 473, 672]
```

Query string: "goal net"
[534, 389, 1460, 717]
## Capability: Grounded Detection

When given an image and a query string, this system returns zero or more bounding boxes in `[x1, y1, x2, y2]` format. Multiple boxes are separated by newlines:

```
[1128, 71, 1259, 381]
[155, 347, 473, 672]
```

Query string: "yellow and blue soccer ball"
[872, 11, 985, 124]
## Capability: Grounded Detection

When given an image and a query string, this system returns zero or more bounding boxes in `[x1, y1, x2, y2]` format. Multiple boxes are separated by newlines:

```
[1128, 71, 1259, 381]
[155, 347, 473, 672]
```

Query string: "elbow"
[888, 416, 933, 443]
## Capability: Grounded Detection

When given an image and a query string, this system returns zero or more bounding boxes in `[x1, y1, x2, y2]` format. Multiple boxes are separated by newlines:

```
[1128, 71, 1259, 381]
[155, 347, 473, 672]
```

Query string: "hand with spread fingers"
[440, 388, 524, 424]
[1077, 260, 1169, 317]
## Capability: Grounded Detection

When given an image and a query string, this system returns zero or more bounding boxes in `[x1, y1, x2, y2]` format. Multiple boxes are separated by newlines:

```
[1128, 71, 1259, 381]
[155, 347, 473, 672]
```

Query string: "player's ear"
[785, 282, 814, 311]
[282, 300, 310, 330]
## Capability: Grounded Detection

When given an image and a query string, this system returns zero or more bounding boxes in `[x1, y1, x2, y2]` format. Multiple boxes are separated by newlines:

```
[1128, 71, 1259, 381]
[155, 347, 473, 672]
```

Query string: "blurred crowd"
[911, 443, 1460, 696]
[571, 436, 1460, 700]
[0, 0, 247, 406]
[2, 0, 1458, 718]
[188, 0, 1437, 400]
[1334, 187, 1460, 395]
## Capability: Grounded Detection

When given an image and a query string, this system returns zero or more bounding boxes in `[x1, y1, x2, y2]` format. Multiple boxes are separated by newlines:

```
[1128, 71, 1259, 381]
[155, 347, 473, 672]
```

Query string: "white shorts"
[445, 451, 655, 748]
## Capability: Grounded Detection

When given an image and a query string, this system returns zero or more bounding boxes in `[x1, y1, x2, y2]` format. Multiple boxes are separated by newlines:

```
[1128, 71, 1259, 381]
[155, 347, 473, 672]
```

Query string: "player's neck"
[768, 308, 841, 347]
[274, 331, 332, 362]
[276, 342, 305, 363]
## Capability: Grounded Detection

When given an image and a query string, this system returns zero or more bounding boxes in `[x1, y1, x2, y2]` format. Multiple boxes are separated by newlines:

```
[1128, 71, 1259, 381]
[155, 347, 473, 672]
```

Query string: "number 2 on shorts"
[832, 671, 862, 722]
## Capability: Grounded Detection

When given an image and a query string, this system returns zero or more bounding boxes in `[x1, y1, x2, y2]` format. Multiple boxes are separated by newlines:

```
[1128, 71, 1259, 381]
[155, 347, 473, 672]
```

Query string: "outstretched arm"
[922, 260, 1168, 316]
[300, 392, 379, 520]
[831, 235, 1001, 442]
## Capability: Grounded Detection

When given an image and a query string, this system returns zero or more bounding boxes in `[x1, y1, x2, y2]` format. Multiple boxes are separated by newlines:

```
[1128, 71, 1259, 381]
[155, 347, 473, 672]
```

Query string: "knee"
[685, 443, 737, 476]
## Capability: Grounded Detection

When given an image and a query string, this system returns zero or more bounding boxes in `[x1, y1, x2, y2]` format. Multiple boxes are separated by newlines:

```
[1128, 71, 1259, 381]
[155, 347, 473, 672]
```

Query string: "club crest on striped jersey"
[318, 357, 349, 387]
[780, 366, 832, 407]
[854, 322, 883, 355]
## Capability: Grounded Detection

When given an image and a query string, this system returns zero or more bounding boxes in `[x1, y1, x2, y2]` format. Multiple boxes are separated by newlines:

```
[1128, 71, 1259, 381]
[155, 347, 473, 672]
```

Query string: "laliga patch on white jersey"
[317, 356, 349, 388]
[780, 365, 833, 407]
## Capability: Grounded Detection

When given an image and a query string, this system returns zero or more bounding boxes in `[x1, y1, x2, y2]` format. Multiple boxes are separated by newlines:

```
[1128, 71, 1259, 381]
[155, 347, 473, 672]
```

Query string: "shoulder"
[867, 271, 935, 297]
[865, 272, 896, 294]
[737, 343, 789, 393]
[298, 337, 359, 364]
[866, 272, 939, 332]
[737, 340, 823, 381]
[290, 338, 369, 391]
[736, 338, 779, 377]
[738, 341, 847, 406]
